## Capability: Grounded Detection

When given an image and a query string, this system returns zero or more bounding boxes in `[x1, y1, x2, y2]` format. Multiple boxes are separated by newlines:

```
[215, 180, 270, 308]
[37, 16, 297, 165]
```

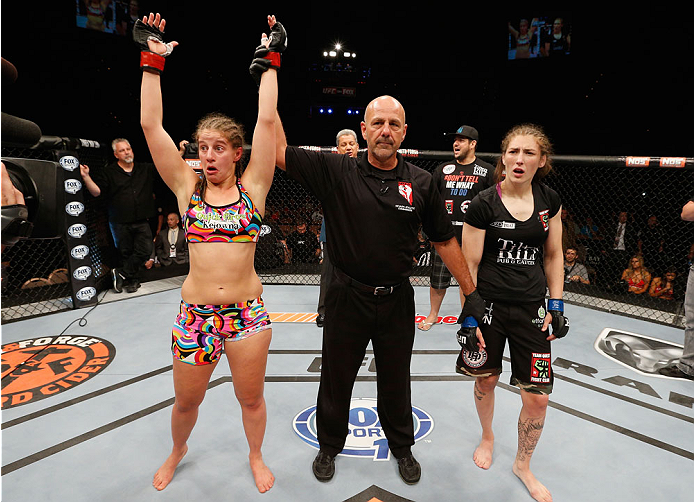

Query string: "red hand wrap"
[140, 51, 165, 73]
[264, 52, 281, 68]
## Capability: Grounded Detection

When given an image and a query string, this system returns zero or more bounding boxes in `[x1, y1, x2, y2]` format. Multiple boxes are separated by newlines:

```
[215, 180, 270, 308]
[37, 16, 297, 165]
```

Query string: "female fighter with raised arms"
[135, 12, 285, 493]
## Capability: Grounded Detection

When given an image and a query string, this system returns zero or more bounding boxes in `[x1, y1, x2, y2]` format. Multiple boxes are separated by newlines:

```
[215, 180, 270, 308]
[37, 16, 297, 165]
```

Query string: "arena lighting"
[322, 43, 356, 58]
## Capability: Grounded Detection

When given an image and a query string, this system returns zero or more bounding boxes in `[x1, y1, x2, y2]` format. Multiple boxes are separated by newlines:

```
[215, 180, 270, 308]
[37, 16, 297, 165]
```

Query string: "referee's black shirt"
[285, 146, 455, 286]
[92, 161, 158, 224]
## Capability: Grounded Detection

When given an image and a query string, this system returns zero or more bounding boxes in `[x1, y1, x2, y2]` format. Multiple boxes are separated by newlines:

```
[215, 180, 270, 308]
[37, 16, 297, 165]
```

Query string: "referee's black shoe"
[312, 450, 335, 482]
[316, 314, 325, 328]
[397, 454, 421, 484]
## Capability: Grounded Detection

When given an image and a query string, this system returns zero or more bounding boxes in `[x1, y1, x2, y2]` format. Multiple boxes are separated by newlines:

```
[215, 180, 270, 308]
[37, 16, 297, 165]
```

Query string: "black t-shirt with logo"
[465, 183, 561, 303]
[432, 157, 495, 241]
[287, 229, 320, 263]
[285, 146, 454, 286]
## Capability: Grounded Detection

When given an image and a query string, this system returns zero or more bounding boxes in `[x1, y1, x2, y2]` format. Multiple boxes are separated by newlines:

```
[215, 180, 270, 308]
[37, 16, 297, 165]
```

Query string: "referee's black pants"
[316, 274, 416, 459]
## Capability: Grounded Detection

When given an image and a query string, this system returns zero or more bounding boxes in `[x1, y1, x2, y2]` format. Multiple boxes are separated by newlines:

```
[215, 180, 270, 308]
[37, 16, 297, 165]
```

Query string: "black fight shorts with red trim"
[456, 300, 553, 394]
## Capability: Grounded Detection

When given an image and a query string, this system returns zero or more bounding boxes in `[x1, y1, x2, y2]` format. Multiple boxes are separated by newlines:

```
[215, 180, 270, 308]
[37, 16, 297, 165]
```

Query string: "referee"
[274, 96, 485, 484]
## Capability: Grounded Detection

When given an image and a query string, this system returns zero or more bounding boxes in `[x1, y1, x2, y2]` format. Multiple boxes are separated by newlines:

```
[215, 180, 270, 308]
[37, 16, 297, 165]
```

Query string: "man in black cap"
[418, 125, 494, 331]
[274, 97, 486, 485]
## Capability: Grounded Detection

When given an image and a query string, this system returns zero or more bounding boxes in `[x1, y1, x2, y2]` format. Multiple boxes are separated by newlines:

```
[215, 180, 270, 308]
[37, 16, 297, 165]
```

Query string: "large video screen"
[75, 0, 144, 36]
[507, 16, 572, 60]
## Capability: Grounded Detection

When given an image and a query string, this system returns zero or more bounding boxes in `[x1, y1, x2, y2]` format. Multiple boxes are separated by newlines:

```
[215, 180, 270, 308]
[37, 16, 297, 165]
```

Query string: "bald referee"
[274, 96, 486, 485]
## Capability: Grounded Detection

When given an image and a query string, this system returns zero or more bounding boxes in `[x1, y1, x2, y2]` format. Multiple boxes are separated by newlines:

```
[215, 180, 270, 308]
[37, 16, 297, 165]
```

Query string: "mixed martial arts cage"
[2, 141, 693, 328]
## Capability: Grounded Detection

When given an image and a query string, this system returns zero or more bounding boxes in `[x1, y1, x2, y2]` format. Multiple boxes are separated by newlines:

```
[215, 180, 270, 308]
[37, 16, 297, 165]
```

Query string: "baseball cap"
[444, 125, 479, 141]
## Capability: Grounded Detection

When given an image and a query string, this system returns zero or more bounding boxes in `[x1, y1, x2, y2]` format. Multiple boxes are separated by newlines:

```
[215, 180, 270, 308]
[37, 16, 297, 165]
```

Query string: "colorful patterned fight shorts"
[172, 297, 271, 365]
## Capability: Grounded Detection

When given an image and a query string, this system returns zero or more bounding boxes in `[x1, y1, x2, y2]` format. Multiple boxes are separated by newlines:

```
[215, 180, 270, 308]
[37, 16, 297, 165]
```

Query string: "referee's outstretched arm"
[432, 236, 477, 296]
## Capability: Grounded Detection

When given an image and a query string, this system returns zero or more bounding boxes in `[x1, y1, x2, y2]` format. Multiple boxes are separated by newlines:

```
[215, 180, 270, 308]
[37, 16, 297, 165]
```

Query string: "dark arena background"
[2, 1, 692, 325]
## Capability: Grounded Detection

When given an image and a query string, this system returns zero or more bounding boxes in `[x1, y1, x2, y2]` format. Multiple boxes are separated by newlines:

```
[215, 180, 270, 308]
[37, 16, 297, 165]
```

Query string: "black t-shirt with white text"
[432, 157, 495, 241]
[465, 183, 562, 302]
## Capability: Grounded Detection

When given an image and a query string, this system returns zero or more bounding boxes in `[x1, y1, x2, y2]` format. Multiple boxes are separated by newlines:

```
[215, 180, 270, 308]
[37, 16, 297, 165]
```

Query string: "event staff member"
[459, 123, 567, 502]
[419, 125, 494, 331]
[274, 95, 486, 485]
[80, 138, 157, 293]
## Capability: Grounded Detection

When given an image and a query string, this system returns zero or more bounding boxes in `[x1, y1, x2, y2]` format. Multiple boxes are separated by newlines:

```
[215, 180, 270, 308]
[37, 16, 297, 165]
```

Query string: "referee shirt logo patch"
[398, 182, 413, 205]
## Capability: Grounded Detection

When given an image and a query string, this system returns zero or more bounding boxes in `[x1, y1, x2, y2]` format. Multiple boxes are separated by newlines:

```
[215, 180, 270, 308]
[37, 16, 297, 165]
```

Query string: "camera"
[2, 157, 64, 245]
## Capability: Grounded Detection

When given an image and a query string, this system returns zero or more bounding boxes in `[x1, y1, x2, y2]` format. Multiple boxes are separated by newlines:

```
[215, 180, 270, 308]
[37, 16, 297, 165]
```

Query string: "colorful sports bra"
[183, 181, 262, 243]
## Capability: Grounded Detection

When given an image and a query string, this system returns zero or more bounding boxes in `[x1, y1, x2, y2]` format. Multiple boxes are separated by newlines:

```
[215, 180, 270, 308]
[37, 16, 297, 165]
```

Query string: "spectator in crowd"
[638, 215, 665, 273]
[286, 220, 320, 263]
[149, 212, 188, 267]
[564, 246, 590, 285]
[608, 210, 638, 276]
[316, 129, 360, 328]
[578, 216, 600, 240]
[648, 266, 677, 301]
[80, 138, 158, 293]
[659, 198, 694, 380]
[621, 255, 651, 295]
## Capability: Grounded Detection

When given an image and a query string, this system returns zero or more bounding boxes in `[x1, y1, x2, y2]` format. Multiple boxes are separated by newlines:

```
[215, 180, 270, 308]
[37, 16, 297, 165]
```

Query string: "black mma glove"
[267, 21, 288, 53]
[460, 288, 485, 327]
[547, 299, 569, 338]
[249, 20, 287, 87]
[249, 45, 273, 87]
[456, 317, 480, 353]
[133, 19, 174, 74]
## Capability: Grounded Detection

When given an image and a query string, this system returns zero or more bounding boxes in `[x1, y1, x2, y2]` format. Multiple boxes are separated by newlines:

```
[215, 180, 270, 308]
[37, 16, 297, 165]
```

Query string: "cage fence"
[2, 143, 692, 329]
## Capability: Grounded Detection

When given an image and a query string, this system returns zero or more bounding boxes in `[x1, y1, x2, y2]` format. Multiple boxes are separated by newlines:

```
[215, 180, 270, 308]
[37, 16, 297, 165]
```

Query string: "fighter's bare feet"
[512, 461, 552, 502]
[153, 444, 188, 491]
[473, 437, 494, 469]
[250, 454, 275, 493]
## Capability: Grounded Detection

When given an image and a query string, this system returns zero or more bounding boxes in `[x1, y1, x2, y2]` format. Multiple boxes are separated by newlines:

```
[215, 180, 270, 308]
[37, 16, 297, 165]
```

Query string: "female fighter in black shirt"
[459, 123, 568, 502]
